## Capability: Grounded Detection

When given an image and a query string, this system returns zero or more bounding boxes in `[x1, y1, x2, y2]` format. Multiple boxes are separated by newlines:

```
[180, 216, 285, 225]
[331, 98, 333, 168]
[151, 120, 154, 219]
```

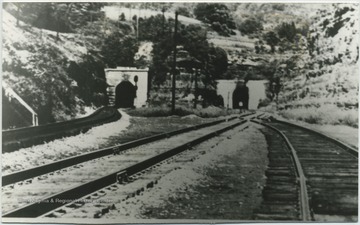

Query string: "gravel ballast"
[53, 122, 268, 221]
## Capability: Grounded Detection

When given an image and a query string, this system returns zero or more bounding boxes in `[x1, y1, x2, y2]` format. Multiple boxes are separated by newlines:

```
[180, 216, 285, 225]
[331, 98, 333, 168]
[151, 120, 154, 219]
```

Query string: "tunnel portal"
[216, 80, 267, 110]
[105, 67, 148, 108]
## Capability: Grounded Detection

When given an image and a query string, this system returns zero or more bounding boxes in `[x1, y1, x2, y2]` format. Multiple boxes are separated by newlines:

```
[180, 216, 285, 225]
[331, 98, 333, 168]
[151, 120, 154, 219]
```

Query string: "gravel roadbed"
[47, 122, 268, 221]
[2, 120, 239, 214]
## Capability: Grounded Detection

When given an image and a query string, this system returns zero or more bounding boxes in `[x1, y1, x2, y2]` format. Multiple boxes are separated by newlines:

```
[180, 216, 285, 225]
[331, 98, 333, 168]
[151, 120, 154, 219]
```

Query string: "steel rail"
[274, 119, 358, 157]
[2, 116, 241, 186]
[3, 119, 247, 218]
[251, 119, 312, 221]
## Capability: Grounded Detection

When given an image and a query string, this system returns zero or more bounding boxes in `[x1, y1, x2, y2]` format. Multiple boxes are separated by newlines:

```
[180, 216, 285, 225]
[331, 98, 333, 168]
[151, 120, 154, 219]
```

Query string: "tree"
[150, 35, 173, 84]
[207, 46, 228, 79]
[52, 3, 73, 40]
[149, 21, 228, 88]
[277, 22, 297, 42]
[272, 3, 285, 11]
[132, 14, 137, 22]
[67, 54, 108, 106]
[13, 3, 25, 26]
[17, 44, 79, 123]
[15, 3, 106, 35]
[258, 60, 280, 101]
[193, 3, 235, 36]
[138, 14, 175, 42]
[119, 13, 126, 21]
[176, 6, 191, 17]
[178, 24, 228, 89]
[101, 32, 139, 68]
[238, 18, 263, 35]
[179, 24, 210, 64]
[264, 31, 280, 53]
[255, 40, 266, 54]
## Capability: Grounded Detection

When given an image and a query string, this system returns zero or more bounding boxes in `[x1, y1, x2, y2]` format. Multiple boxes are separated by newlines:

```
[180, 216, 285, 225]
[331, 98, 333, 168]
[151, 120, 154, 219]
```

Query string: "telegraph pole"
[194, 68, 198, 109]
[136, 7, 140, 41]
[171, 11, 178, 114]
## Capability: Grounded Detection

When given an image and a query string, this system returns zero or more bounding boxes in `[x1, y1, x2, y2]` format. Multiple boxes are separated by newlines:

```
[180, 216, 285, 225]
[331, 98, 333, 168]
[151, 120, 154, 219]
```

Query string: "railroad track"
[2, 114, 252, 218]
[2, 106, 121, 153]
[2, 115, 242, 186]
[252, 117, 358, 222]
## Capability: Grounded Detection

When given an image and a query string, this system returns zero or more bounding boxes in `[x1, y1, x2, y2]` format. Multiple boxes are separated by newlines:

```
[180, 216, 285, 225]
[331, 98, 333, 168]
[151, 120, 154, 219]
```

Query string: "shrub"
[339, 111, 358, 128]
[272, 4, 285, 11]
[177, 6, 191, 17]
[277, 22, 297, 42]
[238, 18, 263, 35]
[258, 98, 271, 108]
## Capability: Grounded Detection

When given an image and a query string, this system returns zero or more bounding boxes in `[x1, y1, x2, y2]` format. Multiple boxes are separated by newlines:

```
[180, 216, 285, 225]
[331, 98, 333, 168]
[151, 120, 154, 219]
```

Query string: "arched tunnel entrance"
[105, 67, 148, 108]
[217, 80, 267, 110]
[114, 77, 137, 108]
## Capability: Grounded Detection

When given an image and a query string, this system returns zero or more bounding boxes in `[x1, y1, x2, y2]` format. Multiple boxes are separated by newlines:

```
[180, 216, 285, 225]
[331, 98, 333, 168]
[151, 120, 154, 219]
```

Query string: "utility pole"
[136, 7, 139, 41]
[161, 7, 166, 35]
[194, 68, 198, 109]
[171, 11, 178, 114]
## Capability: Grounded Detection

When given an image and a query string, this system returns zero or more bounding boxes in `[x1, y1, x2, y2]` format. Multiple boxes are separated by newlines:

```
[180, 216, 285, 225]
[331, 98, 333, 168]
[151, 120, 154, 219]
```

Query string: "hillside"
[202, 3, 358, 127]
[275, 4, 359, 127]
[2, 10, 90, 123]
[2, 3, 358, 128]
[207, 3, 317, 80]
[2, 3, 136, 126]
[231, 3, 322, 30]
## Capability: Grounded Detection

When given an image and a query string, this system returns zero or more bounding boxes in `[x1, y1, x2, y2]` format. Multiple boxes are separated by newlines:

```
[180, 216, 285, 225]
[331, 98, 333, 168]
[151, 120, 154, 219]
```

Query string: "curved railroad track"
[3, 111, 354, 222]
[2, 114, 253, 218]
[2, 106, 121, 153]
[252, 116, 358, 222]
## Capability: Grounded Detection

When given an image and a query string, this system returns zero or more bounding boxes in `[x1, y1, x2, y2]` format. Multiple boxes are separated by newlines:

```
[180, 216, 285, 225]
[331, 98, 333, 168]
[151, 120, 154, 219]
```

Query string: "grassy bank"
[126, 106, 240, 118]
[277, 104, 358, 128]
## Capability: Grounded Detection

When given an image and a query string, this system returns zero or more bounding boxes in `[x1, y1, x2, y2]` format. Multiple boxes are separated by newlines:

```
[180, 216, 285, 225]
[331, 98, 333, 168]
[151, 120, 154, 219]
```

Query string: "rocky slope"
[276, 4, 358, 127]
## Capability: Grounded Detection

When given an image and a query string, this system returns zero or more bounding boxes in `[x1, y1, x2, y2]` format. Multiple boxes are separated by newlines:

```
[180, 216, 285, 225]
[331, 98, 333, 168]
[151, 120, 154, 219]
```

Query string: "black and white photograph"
[1, 1, 359, 224]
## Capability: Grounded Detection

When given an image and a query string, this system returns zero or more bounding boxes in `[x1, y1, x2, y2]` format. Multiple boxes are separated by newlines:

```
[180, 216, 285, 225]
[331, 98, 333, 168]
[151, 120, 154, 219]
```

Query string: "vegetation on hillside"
[136, 13, 229, 106]
[2, 3, 138, 124]
[261, 4, 359, 127]
[2, 2, 358, 129]
[193, 3, 236, 36]
[2, 2, 233, 125]
[5, 3, 106, 40]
